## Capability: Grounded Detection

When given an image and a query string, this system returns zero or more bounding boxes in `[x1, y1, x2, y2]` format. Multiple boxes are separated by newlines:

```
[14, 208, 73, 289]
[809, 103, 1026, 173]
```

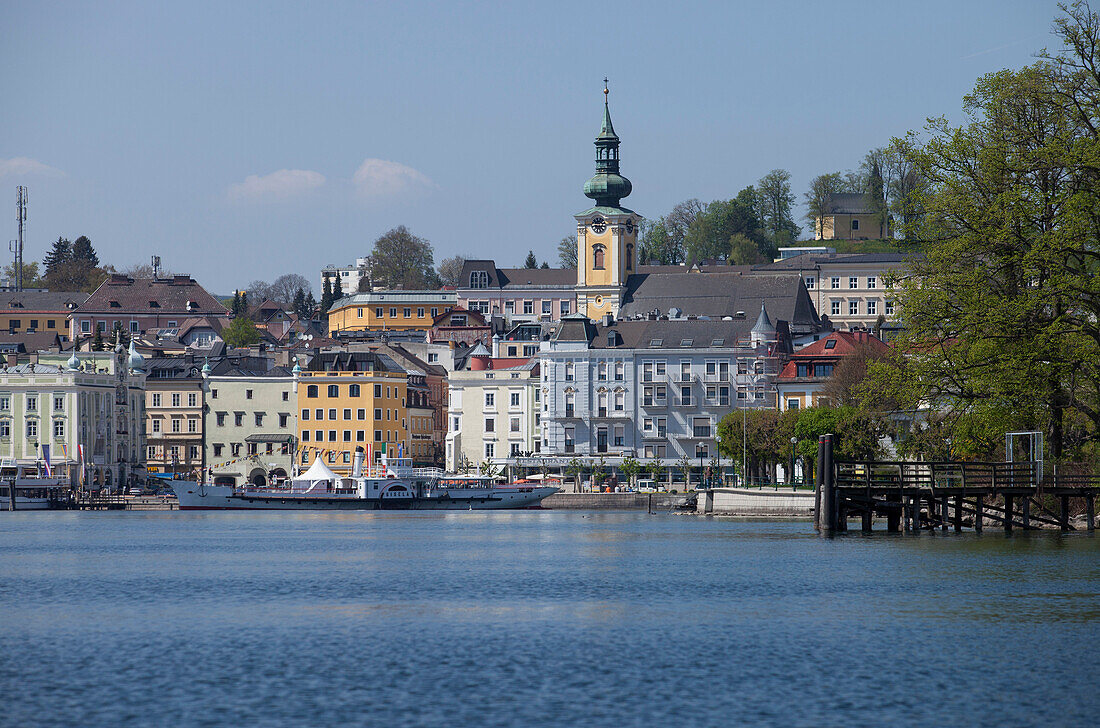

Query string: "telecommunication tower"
[10, 187, 27, 290]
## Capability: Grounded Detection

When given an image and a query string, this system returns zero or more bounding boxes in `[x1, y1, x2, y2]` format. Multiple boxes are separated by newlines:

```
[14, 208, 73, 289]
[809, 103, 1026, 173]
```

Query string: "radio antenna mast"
[11, 187, 27, 290]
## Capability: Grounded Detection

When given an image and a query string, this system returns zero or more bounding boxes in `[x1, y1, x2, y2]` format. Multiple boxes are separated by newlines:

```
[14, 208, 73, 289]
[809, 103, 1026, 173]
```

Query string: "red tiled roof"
[778, 331, 889, 379]
[78, 275, 228, 316]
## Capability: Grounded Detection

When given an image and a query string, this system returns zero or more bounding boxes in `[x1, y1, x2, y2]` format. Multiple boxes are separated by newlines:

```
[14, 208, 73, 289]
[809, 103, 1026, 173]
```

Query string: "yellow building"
[327, 291, 456, 334]
[296, 352, 409, 473]
[814, 193, 891, 240]
[576, 85, 639, 319]
[1, 291, 86, 339]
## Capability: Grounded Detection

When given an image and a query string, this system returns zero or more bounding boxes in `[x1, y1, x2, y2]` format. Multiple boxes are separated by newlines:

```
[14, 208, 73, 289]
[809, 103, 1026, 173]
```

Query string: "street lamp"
[790, 436, 798, 491]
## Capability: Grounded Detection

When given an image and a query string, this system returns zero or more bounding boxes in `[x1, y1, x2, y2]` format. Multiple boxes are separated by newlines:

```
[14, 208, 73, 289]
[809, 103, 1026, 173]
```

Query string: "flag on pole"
[41, 444, 52, 476]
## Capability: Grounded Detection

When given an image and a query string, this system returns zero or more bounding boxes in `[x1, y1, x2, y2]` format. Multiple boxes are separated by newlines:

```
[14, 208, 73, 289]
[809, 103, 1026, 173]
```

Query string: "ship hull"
[171, 482, 557, 510]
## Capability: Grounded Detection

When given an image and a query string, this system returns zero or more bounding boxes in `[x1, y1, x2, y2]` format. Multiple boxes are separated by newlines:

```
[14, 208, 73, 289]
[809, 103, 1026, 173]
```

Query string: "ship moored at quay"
[172, 449, 559, 510]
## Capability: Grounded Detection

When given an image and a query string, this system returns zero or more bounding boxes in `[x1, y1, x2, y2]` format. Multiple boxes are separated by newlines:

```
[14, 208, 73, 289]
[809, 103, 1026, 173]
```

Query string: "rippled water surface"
[1, 511, 1098, 727]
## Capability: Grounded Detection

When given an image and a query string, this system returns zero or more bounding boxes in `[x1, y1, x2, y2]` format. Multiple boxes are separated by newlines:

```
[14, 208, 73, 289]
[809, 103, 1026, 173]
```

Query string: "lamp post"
[790, 436, 798, 491]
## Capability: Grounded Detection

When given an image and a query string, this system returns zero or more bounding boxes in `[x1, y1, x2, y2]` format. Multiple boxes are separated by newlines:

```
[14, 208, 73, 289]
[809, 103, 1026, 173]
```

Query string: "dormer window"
[149, 301, 160, 308]
[470, 271, 489, 289]
[109, 300, 121, 308]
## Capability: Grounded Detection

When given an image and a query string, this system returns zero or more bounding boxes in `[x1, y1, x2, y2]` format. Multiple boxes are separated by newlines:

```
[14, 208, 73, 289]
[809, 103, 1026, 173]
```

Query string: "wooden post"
[1060, 495, 1070, 531]
[941, 496, 949, 531]
[911, 496, 922, 531]
[1022, 497, 1031, 530]
[1086, 492, 1095, 533]
[1004, 494, 1013, 533]
[975, 495, 984, 533]
[862, 507, 873, 532]
[886, 496, 901, 533]
[954, 495, 962, 532]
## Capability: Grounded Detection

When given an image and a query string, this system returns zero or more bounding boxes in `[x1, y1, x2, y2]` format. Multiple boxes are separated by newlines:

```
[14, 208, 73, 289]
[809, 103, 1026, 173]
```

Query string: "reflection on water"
[1, 512, 1098, 727]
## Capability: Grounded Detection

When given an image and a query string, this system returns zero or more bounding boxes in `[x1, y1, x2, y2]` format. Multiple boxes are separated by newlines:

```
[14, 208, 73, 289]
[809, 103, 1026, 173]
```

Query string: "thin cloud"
[227, 169, 326, 202]
[0, 157, 65, 178]
[352, 158, 435, 197]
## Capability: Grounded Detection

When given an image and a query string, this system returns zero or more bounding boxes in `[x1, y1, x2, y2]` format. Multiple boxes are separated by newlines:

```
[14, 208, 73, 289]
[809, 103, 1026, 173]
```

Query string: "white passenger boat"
[172, 451, 559, 510]
[0, 459, 69, 511]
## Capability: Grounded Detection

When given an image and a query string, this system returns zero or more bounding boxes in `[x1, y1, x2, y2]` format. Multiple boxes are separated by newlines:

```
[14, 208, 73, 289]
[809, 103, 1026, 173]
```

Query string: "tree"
[540, 261, 550, 269]
[523, 250, 538, 269]
[110, 321, 130, 348]
[557, 235, 578, 268]
[305, 292, 317, 319]
[2, 261, 44, 288]
[683, 189, 770, 265]
[292, 287, 307, 320]
[332, 274, 344, 301]
[269, 273, 311, 304]
[820, 342, 892, 408]
[619, 456, 642, 488]
[92, 328, 104, 351]
[437, 255, 466, 287]
[71, 236, 99, 268]
[43, 237, 71, 277]
[638, 218, 682, 265]
[369, 226, 440, 289]
[320, 277, 333, 313]
[246, 280, 273, 305]
[804, 173, 845, 238]
[122, 262, 173, 278]
[222, 316, 261, 347]
[231, 291, 242, 317]
[756, 169, 801, 247]
[859, 149, 895, 239]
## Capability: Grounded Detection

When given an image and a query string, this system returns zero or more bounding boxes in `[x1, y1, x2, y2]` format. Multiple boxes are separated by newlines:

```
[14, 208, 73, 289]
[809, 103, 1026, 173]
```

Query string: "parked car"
[127, 487, 145, 497]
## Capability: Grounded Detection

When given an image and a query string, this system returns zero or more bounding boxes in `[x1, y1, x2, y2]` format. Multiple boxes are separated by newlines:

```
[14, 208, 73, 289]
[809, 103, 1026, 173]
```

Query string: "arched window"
[625, 243, 633, 270]
[349, 384, 361, 397]
[592, 244, 606, 270]
[328, 384, 339, 397]
[306, 385, 318, 398]
[470, 271, 489, 289]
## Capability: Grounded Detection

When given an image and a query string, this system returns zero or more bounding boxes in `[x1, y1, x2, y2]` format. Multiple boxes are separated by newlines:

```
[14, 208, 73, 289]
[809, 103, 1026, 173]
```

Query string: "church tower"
[576, 82, 638, 320]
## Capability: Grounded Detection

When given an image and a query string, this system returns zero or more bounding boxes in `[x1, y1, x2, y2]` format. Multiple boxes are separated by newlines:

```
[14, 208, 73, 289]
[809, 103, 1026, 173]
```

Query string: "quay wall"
[696, 488, 815, 517]
[542, 492, 688, 510]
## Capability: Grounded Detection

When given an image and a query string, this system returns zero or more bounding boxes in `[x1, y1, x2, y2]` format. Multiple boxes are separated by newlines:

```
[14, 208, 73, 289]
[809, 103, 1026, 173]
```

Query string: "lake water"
[1, 511, 1098, 727]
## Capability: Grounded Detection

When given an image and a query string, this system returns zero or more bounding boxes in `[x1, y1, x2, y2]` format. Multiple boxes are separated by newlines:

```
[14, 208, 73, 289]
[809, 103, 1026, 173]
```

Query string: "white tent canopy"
[296, 457, 338, 491]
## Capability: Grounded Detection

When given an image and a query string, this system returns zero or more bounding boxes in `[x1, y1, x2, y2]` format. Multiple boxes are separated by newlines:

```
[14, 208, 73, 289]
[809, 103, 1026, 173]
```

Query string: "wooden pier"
[813, 434, 1100, 534]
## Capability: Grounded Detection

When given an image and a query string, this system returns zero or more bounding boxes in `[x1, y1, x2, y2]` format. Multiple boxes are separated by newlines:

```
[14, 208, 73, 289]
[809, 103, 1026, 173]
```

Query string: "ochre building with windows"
[326, 291, 456, 334]
[296, 352, 409, 474]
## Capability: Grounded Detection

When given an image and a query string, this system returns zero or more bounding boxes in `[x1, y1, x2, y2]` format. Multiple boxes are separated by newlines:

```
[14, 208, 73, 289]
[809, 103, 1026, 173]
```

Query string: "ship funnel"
[353, 447, 365, 478]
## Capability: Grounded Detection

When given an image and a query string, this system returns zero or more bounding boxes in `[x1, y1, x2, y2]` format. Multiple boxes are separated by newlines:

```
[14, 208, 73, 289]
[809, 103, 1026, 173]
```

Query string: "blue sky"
[2, 0, 1058, 293]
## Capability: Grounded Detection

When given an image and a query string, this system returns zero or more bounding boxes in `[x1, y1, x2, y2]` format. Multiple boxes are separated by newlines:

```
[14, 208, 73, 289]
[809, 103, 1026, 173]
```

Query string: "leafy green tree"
[71, 236, 99, 268]
[523, 250, 538, 269]
[222, 316, 261, 347]
[3, 261, 45, 288]
[92, 328, 104, 351]
[804, 173, 845, 238]
[369, 226, 440, 289]
[557, 235, 577, 268]
[43, 237, 71, 276]
[756, 169, 801, 247]
[684, 189, 771, 265]
[292, 287, 306, 320]
[619, 456, 642, 488]
[540, 261, 550, 269]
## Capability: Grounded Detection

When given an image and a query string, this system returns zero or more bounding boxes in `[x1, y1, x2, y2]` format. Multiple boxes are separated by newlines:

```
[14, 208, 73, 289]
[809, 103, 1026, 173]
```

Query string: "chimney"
[603, 313, 613, 327]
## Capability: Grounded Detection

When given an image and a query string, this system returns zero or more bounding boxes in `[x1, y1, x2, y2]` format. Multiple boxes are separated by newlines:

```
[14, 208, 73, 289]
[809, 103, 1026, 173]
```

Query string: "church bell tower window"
[592, 244, 606, 270]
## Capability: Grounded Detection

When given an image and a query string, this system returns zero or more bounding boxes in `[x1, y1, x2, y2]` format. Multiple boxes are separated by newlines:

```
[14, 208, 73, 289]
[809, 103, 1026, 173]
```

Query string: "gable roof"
[753, 252, 920, 271]
[778, 330, 889, 379]
[1, 290, 88, 312]
[459, 260, 576, 289]
[78, 275, 228, 316]
[825, 193, 874, 215]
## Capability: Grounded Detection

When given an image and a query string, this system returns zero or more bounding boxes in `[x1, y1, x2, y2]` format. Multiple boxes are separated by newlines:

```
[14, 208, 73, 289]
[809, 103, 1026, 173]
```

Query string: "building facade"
[327, 291, 456, 334]
[203, 366, 296, 486]
[144, 357, 205, 477]
[296, 352, 409, 474]
[776, 330, 889, 411]
[445, 357, 541, 472]
[71, 274, 229, 344]
[1, 290, 87, 339]
[456, 263, 577, 322]
[0, 347, 146, 489]
[813, 193, 891, 240]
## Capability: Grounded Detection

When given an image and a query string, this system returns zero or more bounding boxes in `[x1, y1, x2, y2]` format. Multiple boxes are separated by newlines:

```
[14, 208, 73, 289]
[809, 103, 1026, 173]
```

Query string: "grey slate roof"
[752, 252, 920, 271]
[618, 272, 819, 334]
[459, 260, 576, 289]
[1, 290, 88, 311]
[825, 193, 874, 215]
[78, 275, 228, 316]
[554, 317, 783, 351]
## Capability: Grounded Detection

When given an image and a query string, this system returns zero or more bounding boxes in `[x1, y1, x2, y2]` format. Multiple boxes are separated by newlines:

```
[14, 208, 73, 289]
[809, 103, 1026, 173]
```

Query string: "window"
[831, 300, 841, 316]
[0, 420, 8, 438]
[614, 425, 624, 447]
[719, 386, 730, 406]
[245, 389, 253, 400]
[867, 276, 877, 289]
[25, 395, 37, 413]
[247, 443, 257, 456]
[234, 413, 243, 426]
[328, 431, 337, 442]
[787, 399, 800, 410]
[510, 417, 520, 433]
[693, 418, 711, 437]
[564, 394, 575, 417]
[301, 409, 309, 421]
[279, 414, 288, 428]
[374, 385, 382, 397]
[374, 408, 382, 420]
[564, 426, 575, 453]
[403, 307, 411, 318]
[560, 300, 570, 315]
[564, 362, 574, 381]
[656, 418, 667, 437]
[510, 392, 520, 407]
[376, 307, 384, 318]
[485, 392, 495, 408]
[189, 445, 200, 460]
[375, 430, 382, 442]
[188, 419, 197, 433]
[831, 277, 840, 289]
[680, 386, 692, 406]
[706, 385, 717, 402]
[614, 392, 624, 411]
[849, 300, 859, 316]
[328, 385, 339, 397]
[431, 307, 439, 318]
[25, 419, 37, 439]
[357, 308, 364, 319]
[343, 431, 352, 442]
[53, 395, 64, 412]
[151, 393, 162, 408]
[614, 361, 624, 381]
[805, 276, 816, 289]
[680, 361, 691, 382]
[541, 300, 552, 315]
[0, 396, 8, 411]
[695, 443, 709, 458]
[81, 320, 91, 334]
[416, 307, 424, 318]
[815, 364, 834, 377]
[213, 444, 223, 457]
[485, 442, 495, 459]
[470, 270, 489, 289]
[452, 417, 460, 431]
[357, 409, 366, 420]
[885, 300, 895, 316]
[598, 392, 608, 416]
[598, 362, 608, 380]
[255, 413, 264, 426]
[390, 308, 397, 318]
[851, 219, 860, 231]
[211, 389, 218, 399]
[215, 413, 225, 427]
[824, 340, 837, 350]
[282, 391, 289, 401]
[849, 276, 859, 289]
[172, 393, 181, 407]
[867, 300, 878, 316]
[307, 385, 318, 398]
[592, 244, 606, 269]
[356, 431, 365, 442]
[53, 419, 64, 438]
[315, 430, 323, 442]
[188, 393, 197, 407]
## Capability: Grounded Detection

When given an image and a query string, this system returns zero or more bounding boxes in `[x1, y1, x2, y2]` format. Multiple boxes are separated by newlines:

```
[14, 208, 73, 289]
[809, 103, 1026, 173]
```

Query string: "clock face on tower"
[590, 217, 607, 234]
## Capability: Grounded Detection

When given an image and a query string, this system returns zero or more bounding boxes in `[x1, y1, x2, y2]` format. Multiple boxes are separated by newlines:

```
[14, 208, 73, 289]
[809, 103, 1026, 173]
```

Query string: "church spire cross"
[584, 79, 630, 208]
